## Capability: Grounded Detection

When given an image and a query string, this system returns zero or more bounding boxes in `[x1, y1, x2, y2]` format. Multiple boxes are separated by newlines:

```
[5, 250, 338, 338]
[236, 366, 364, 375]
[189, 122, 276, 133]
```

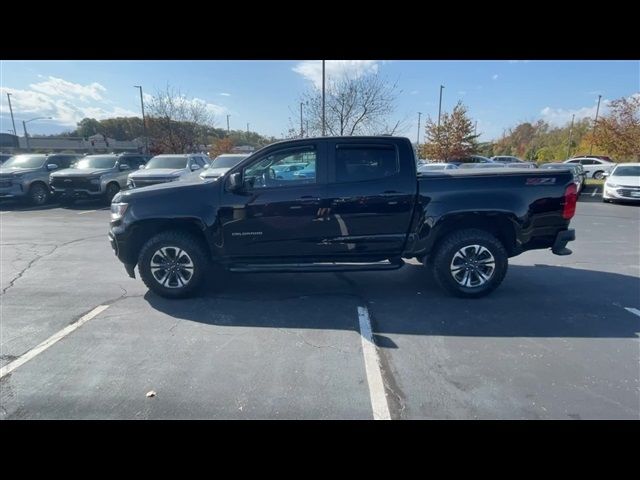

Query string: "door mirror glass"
[227, 172, 242, 192]
[47, 163, 59, 171]
[190, 163, 201, 171]
[119, 164, 131, 171]
[139, 164, 146, 169]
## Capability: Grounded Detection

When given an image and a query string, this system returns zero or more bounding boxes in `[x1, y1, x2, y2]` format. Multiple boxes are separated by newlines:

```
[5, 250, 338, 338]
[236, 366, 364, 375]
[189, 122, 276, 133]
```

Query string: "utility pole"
[437, 85, 445, 130]
[300, 101, 304, 137]
[6, 93, 17, 136]
[133, 86, 148, 154]
[247, 123, 249, 134]
[566, 114, 575, 159]
[416, 112, 422, 148]
[226, 115, 230, 134]
[306, 120, 309, 138]
[474, 121, 478, 138]
[22, 121, 29, 151]
[322, 60, 326, 136]
[589, 94, 602, 155]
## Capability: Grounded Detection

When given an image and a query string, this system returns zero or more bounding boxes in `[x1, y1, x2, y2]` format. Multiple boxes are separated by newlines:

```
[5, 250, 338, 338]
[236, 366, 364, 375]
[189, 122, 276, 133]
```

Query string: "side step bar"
[229, 259, 405, 273]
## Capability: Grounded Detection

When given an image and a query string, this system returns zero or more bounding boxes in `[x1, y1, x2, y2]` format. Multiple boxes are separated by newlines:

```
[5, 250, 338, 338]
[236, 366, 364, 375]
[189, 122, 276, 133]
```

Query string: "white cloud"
[293, 60, 380, 89]
[219, 92, 231, 97]
[0, 86, 136, 127]
[540, 100, 610, 127]
[491, 74, 499, 80]
[191, 97, 227, 117]
[30, 76, 106, 102]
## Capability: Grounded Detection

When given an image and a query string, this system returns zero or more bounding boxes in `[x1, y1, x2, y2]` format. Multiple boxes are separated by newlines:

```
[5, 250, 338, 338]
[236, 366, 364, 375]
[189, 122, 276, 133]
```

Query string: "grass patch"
[585, 178, 604, 186]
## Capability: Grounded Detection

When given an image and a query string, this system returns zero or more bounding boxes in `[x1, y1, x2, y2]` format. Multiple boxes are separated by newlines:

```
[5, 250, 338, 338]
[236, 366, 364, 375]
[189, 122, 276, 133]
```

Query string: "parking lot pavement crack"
[276, 328, 355, 354]
[1, 234, 106, 295]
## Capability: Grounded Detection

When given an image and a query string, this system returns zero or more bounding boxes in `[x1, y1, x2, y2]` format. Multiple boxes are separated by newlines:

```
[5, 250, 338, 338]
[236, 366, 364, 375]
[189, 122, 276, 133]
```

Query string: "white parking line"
[357, 306, 391, 420]
[0, 305, 109, 379]
[624, 307, 640, 318]
[77, 210, 97, 215]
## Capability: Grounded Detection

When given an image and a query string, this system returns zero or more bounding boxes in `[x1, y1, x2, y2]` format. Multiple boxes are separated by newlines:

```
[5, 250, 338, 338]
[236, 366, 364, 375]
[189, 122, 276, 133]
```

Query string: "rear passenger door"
[324, 140, 416, 256]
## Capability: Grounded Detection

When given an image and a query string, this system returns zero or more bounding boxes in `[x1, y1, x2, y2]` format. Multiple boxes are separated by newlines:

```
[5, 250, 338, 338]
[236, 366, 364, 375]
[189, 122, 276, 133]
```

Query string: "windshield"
[145, 156, 188, 169]
[2, 154, 46, 169]
[612, 165, 640, 176]
[419, 164, 447, 170]
[213, 155, 249, 168]
[75, 156, 117, 169]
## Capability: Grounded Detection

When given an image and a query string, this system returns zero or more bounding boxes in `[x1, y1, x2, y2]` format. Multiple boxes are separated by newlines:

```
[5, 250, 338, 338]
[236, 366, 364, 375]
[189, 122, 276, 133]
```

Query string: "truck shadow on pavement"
[144, 263, 640, 339]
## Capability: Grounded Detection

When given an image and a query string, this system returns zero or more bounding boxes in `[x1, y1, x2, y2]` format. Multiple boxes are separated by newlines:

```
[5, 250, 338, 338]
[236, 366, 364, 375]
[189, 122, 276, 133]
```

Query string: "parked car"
[50, 153, 150, 205]
[272, 162, 308, 180]
[128, 154, 210, 189]
[446, 155, 494, 166]
[417, 163, 458, 173]
[0, 153, 82, 205]
[458, 162, 507, 169]
[200, 154, 249, 180]
[491, 155, 526, 164]
[539, 163, 586, 194]
[505, 162, 537, 169]
[571, 155, 614, 163]
[109, 136, 576, 300]
[603, 163, 640, 203]
[564, 157, 615, 180]
[0, 153, 13, 165]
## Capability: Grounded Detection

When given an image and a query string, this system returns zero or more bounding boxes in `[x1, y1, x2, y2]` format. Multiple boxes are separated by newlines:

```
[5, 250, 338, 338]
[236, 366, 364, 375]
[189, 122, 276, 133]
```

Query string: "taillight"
[562, 183, 577, 219]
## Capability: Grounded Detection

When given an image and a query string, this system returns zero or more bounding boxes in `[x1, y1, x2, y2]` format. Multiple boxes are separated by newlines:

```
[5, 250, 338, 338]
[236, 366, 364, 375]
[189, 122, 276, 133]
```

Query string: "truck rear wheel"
[138, 231, 210, 298]
[430, 229, 508, 298]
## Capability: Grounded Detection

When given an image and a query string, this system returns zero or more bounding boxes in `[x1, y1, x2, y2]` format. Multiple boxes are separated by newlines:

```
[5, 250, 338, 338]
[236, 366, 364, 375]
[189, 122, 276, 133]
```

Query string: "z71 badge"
[526, 177, 556, 185]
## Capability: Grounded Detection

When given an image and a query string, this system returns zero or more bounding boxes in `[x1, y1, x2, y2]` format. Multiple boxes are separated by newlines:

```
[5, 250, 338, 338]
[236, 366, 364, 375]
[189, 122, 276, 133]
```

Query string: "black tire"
[28, 182, 50, 206]
[105, 182, 120, 204]
[138, 231, 210, 299]
[430, 228, 508, 298]
[593, 170, 605, 180]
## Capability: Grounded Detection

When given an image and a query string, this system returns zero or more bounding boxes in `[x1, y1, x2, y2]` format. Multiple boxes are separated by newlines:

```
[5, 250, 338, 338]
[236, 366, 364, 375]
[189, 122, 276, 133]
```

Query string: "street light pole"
[589, 94, 602, 155]
[437, 85, 445, 130]
[22, 116, 52, 152]
[6, 93, 17, 136]
[566, 114, 575, 159]
[416, 112, 422, 148]
[300, 101, 304, 137]
[133, 86, 148, 154]
[247, 123, 250, 134]
[322, 60, 326, 136]
[226, 115, 230, 134]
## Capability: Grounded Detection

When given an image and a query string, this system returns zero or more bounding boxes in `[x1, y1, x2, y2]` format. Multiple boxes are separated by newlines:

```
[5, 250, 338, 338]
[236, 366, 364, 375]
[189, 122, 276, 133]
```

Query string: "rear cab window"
[333, 144, 399, 183]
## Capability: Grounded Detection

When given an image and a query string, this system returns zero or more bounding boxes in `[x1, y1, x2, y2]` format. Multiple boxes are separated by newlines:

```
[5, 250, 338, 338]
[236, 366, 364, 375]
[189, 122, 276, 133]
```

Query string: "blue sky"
[1, 60, 638, 142]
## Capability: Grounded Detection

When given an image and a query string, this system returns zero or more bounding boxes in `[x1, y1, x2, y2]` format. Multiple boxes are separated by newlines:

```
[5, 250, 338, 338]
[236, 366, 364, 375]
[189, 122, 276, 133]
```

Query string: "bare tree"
[297, 74, 402, 137]
[146, 85, 214, 153]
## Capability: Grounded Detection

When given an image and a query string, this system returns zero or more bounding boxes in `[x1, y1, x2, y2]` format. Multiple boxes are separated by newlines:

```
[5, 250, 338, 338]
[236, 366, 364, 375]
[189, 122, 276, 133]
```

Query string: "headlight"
[111, 202, 128, 221]
[606, 182, 619, 188]
[90, 177, 101, 184]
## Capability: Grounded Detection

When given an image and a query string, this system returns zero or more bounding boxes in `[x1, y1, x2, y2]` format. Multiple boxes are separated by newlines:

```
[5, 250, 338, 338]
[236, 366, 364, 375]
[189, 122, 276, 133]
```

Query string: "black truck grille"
[51, 177, 98, 191]
[132, 178, 171, 188]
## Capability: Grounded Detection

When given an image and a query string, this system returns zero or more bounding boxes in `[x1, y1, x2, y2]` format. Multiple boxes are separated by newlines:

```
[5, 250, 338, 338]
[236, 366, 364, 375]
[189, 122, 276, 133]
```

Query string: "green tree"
[76, 118, 102, 138]
[420, 101, 478, 160]
[593, 95, 640, 161]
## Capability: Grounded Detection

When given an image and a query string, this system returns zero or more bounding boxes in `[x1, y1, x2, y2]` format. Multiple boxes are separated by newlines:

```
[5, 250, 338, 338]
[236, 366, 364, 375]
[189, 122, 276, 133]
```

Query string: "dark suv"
[50, 152, 150, 205]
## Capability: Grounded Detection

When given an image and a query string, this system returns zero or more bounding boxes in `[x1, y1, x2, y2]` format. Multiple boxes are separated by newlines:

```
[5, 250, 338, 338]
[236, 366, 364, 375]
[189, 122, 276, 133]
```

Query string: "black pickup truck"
[109, 136, 576, 299]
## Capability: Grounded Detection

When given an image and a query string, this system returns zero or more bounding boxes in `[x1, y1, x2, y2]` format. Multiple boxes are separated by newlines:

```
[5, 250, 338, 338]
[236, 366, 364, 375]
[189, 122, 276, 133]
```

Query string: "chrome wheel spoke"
[450, 244, 496, 288]
[150, 245, 194, 289]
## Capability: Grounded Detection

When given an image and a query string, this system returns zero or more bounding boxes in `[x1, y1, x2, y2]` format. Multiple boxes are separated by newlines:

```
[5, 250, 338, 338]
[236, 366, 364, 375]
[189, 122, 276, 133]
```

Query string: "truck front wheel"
[138, 231, 210, 298]
[430, 229, 508, 298]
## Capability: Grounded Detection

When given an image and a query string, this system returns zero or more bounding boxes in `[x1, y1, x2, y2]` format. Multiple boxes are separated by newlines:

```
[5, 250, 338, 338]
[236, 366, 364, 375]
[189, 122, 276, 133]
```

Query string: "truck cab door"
[217, 141, 329, 259]
[324, 140, 416, 256]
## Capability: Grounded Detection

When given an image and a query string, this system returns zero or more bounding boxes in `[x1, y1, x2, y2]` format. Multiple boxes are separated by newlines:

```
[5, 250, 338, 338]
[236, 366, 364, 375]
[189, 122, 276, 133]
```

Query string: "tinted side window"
[195, 156, 206, 167]
[123, 156, 143, 168]
[581, 159, 596, 165]
[335, 145, 398, 183]
[244, 148, 316, 189]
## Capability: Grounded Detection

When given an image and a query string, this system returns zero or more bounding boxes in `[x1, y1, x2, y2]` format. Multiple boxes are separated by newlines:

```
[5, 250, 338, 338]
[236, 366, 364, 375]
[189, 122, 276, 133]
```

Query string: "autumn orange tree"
[592, 95, 640, 161]
[420, 101, 478, 161]
[209, 137, 235, 158]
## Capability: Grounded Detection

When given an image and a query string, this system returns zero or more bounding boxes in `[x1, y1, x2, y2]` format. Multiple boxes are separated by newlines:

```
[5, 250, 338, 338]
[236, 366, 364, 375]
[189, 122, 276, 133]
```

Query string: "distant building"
[1, 134, 144, 153]
[231, 145, 255, 154]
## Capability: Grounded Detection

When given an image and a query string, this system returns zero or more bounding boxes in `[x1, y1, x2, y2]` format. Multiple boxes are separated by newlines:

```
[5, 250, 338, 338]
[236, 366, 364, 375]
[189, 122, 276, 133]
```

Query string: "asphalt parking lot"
[1, 188, 639, 419]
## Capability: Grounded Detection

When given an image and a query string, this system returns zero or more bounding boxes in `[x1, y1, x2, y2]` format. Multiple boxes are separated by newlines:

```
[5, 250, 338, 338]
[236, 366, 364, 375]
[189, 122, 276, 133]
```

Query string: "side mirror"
[138, 164, 145, 170]
[227, 172, 242, 192]
[47, 164, 59, 171]
[119, 164, 131, 171]
[602, 172, 609, 178]
[203, 164, 210, 169]
[190, 164, 201, 171]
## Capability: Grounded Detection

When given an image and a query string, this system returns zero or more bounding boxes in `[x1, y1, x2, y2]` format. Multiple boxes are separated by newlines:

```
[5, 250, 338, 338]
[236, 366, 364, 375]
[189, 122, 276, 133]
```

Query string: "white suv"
[564, 157, 615, 180]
